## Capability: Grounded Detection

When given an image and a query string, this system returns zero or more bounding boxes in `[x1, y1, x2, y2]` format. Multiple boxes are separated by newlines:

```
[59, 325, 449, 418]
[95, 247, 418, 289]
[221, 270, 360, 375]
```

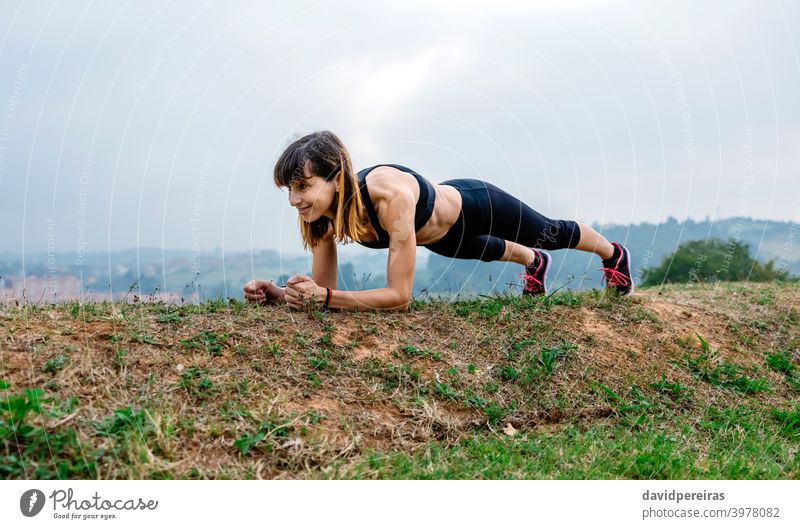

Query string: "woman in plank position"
[244, 130, 633, 311]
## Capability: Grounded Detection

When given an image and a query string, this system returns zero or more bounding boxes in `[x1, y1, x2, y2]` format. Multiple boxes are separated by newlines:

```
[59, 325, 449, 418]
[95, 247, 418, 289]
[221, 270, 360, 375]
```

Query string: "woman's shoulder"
[360, 165, 418, 202]
[359, 164, 398, 180]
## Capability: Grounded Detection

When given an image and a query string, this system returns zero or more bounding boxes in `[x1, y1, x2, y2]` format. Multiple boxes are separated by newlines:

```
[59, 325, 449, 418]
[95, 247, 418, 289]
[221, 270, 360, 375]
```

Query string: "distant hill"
[1, 217, 797, 301]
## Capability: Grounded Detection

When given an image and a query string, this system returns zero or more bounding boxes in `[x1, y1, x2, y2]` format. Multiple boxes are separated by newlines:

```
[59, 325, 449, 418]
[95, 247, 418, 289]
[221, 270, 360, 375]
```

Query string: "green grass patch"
[453, 297, 506, 319]
[178, 367, 215, 401]
[593, 382, 658, 428]
[180, 331, 228, 357]
[772, 407, 800, 437]
[535, 342, 577, 376]
[766, 348, 796, 374]
[0, 383, 95, 479]
[765, 348, 800, 391]
[156, 311, 184, 324]
[500, 339, 576, 385]
[130, 332, 161, 345]
[649, 375, 693, 403]
[308, 349, 331, 371]
[43, 353, 67, 374]
[397, 344, 441, 361]
[680, 334, 770, 394]
[93, 406, 174, 478]
[234, 415, 293, 456]
[360, 359, 423, 392]
[328, 406, 800, 479]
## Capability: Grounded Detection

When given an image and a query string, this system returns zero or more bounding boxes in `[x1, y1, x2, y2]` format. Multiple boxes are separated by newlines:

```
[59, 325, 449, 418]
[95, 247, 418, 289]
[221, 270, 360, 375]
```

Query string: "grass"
[649, 375, 693, 404]
[679, 334, 770, 394]
[233, 416, 292, 456]
[0, 382, 94, 479]
[180, 330, 228, 357]
[397, 344, 442, 361]
[765, 348, 800, 391]
[93, 406, 172, 477]
[327, 405, 800, 479]
[1, 281, 799, 479]
[42, 354, 67, 374]
[178, 367, 215, 401]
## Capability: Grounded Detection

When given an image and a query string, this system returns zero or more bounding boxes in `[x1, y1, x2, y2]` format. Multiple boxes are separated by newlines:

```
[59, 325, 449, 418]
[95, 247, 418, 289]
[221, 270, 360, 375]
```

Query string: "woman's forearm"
[326, 287, 409, 312]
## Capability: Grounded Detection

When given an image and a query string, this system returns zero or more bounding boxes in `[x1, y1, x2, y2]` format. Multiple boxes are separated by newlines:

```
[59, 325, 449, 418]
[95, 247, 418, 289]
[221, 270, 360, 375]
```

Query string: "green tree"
[641, 237, 792, 286]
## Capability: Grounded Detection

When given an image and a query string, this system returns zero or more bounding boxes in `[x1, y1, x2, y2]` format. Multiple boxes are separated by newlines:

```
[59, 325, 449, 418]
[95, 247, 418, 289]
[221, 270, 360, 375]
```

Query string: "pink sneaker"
[598, 242, 635, 295]
[520, 249, 551, 296]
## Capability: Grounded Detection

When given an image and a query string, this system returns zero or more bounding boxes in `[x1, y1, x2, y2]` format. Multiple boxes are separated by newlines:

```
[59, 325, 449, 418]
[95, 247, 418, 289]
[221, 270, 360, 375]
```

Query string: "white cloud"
[2, 0, 799, 255]
[330, 43, 469, 126]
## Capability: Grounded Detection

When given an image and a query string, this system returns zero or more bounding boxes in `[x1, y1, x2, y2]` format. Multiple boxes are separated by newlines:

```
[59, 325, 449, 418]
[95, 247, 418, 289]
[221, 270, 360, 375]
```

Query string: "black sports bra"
[355, 164, 436, 249]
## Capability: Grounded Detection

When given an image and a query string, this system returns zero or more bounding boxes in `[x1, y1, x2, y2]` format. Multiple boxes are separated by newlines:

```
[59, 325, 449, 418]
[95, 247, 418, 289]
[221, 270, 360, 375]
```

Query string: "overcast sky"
[1, 0, 798, 262]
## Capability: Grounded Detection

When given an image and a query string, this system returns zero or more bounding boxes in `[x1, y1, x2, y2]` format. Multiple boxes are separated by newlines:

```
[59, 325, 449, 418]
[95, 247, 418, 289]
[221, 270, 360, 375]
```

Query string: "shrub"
[641, 238, 791, 286]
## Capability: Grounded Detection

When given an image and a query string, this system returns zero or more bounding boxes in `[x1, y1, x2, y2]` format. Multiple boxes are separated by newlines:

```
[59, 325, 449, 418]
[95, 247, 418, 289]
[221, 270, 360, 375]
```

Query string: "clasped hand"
[284, 274, 325, 311]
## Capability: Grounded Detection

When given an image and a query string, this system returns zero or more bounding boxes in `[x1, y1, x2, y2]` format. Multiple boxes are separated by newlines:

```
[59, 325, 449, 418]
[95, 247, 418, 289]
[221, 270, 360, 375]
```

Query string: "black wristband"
[323, 287, 332, 309]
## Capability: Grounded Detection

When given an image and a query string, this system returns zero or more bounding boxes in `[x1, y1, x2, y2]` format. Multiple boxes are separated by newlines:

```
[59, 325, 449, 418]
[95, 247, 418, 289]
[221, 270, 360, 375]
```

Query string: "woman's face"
[286, 166, 338, 221]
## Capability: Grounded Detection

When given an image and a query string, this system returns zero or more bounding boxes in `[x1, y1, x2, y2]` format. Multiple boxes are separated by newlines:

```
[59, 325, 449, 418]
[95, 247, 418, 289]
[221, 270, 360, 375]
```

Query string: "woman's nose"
[288, 189, 301, 206]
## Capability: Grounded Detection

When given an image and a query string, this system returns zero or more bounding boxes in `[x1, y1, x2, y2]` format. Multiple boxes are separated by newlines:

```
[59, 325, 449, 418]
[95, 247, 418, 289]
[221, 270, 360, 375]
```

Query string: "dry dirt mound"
[1, 282, 798, 478]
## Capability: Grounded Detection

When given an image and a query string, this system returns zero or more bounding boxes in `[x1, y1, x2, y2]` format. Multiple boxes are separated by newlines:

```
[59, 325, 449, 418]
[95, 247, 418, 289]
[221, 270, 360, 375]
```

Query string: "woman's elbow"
[390, 290, 411, 312]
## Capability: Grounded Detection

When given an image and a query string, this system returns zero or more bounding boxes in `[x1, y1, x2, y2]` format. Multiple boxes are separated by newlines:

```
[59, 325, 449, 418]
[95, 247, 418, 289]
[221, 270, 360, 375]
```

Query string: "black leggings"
[423, 179, 581, 262]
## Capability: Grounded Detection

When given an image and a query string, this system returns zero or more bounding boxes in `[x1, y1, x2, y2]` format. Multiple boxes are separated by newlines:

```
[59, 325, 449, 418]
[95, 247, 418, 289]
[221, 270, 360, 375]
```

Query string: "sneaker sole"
[538, 250, 552, 296]
[620, 245, 635, 295]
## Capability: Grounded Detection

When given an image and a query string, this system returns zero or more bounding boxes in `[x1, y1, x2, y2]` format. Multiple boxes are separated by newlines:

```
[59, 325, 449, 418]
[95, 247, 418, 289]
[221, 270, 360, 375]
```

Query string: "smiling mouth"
[298, 206, 311, 214]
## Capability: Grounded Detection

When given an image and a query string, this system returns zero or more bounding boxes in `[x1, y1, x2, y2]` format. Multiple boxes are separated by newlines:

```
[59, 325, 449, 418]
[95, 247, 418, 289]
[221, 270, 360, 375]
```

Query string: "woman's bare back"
[359, 165, 463, 246]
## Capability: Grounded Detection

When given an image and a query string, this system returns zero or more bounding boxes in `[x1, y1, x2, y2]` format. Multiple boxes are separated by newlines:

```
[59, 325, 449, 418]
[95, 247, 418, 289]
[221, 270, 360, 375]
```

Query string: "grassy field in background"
[1, 281, 799, 479]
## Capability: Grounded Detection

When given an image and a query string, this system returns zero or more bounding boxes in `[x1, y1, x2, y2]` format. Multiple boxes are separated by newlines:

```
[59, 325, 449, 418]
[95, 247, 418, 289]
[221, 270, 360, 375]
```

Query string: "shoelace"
[519, 270, 544, 291]
[598, 266, 630, 287]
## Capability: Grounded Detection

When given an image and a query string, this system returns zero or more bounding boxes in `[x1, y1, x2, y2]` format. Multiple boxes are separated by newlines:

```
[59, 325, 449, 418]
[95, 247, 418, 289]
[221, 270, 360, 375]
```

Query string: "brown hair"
[273, 130, 371, 250]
